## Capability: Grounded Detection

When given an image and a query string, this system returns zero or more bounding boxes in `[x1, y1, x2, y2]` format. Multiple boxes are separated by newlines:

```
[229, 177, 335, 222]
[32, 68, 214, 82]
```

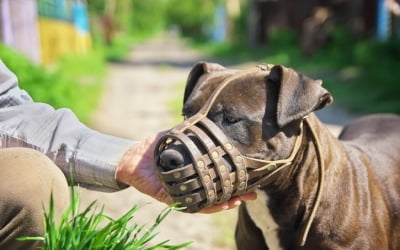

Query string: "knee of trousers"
[0, 148, 70, 239]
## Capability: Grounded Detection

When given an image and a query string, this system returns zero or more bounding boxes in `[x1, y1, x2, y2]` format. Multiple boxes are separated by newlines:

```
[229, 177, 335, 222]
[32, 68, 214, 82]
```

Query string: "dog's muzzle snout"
[154, 116, 249, 212]
[159, 148, 185, 171]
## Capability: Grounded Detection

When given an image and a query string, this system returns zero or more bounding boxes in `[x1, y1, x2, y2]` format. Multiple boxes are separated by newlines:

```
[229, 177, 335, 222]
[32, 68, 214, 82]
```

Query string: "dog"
[157, 62, 400, 249]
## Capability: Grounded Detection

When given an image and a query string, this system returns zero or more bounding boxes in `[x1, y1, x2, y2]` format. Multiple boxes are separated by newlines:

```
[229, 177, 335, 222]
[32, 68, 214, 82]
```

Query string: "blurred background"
[1, 0, 399, 122]
[1, 1, 400, 248]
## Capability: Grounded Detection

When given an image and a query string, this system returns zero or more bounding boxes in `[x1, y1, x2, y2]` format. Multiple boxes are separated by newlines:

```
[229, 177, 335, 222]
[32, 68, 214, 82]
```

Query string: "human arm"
[0, 59, 133, 191]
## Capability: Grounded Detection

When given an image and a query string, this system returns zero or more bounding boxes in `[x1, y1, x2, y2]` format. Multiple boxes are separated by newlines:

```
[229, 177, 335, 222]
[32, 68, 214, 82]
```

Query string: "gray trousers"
[0, 148, 69, 250]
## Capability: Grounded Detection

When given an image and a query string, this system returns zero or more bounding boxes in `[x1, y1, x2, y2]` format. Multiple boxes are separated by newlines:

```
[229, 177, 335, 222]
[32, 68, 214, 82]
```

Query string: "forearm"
[0, 102, 135, 191]
[0, 60, 134, 191]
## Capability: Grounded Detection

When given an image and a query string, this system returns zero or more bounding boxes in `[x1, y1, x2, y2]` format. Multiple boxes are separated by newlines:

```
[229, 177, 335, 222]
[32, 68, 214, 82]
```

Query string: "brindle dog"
[159, 62, 400, 249]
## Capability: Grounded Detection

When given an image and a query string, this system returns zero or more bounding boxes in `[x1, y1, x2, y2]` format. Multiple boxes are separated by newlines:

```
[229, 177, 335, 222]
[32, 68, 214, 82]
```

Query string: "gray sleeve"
[0, 60, 134, 192]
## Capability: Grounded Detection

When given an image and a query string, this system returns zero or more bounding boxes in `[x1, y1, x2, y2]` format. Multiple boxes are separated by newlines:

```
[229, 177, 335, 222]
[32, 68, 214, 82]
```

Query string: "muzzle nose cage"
[156, 115, 248, 210]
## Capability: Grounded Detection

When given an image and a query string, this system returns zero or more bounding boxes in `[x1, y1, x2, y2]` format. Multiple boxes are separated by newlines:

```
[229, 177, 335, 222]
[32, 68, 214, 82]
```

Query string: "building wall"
[0, 0, 41, 64]
[38, 17, 91, 65]
[0, 0, 91, 65]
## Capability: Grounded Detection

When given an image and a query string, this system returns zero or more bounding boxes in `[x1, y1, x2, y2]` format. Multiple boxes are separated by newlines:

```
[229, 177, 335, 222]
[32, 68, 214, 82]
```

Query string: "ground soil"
[79, 32, 359, 249]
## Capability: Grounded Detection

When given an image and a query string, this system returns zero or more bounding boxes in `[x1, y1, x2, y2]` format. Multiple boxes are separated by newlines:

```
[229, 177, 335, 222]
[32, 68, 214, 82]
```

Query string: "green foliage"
[88, 0, 220, 45]
[86, 0, 107, 15]
[337, 38, 400, 113]
[229, 0, 249, 45]
[87, 0, 168, 61]
[130, 0, 168, 35]
[103, 33, 135, 61]
[169, 81, 185, 125]
[19, 186, 192, 250]
[0, 44, 104, 123]
[165, 0, 219, 40]
[195, 27, 400, 115]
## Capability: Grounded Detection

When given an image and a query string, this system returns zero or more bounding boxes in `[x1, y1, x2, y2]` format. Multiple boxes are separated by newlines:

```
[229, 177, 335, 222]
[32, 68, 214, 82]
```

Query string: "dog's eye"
[222, 115, 242, 126]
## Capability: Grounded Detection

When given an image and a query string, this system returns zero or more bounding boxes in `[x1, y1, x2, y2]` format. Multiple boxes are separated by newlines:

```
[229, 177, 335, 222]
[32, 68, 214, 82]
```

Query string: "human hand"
[115, 132, 257, 213]
[198, 192, 257, 213]
[116, 132, 172, 204]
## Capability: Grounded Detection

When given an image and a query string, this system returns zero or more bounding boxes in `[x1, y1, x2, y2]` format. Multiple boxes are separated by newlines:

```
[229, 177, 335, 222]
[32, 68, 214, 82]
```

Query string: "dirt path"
[80, 32, 359, 249]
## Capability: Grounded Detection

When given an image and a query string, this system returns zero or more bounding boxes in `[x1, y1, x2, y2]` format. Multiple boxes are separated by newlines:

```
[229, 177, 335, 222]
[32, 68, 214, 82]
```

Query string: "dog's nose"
[159, 149, 185, 171]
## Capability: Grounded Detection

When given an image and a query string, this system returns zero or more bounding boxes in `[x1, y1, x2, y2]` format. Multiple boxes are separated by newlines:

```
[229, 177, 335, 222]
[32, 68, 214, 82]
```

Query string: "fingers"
[198, 192, 257, 214]
[156, 188, 174, 205]
[236, 192, 258, 201]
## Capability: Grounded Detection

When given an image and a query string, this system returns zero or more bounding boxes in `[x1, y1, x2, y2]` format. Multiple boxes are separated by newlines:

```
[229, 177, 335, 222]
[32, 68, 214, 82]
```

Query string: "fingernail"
[233, 200, 241, 206]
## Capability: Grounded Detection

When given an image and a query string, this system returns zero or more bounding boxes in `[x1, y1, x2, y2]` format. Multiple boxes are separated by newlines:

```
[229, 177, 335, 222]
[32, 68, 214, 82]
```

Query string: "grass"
[0, 43, 106, 124]
[18, 185, 192, 250]
[168, 81, 186, 125]
[0, 29, 159, 125]
[52, 51, 106, 123]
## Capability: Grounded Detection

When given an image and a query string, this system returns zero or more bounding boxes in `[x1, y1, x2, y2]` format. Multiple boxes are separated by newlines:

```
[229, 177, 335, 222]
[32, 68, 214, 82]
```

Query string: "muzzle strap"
[242, 121, 305, 190]
[199, 118, 248, 194]
[168, 132, 218, 206]
[186, 125, 234, 202]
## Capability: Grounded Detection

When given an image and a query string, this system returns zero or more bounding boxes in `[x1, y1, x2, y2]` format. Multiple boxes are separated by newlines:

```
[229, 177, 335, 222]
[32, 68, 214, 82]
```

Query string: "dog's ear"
[268, 65, 333, 128]
[184, 62, 225, 104]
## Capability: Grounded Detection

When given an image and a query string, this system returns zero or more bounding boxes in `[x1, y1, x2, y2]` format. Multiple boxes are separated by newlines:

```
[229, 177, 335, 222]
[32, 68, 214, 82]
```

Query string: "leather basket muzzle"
[153, 65, 296, 212]
[154, 115, 248, 213]
[153, 67, 268, 213]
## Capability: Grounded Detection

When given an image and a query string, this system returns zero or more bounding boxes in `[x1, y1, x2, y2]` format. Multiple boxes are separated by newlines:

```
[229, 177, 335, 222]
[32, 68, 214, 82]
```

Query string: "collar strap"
[299, 117, 325, 246]
[243, 121, 305, 190]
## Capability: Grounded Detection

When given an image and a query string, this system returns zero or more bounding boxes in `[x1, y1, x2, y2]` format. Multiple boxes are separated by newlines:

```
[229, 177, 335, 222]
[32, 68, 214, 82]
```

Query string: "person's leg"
[0, 148, 70, 250]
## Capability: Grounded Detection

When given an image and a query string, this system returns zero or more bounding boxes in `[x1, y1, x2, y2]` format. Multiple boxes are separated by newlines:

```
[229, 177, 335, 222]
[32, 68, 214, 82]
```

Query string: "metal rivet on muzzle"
[173, 172, 181, 179]
[268, 164, 277, 171]
[224, 179, 231, 187]
[180, 185, 187, 191]
[219, 165, 226, 173]
[212, 151, 219, 159]
[197, 160, 205, 169]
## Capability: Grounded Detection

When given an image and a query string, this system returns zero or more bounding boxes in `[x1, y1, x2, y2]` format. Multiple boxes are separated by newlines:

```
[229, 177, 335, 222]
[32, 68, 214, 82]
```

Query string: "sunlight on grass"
[18, 186, 192, 250]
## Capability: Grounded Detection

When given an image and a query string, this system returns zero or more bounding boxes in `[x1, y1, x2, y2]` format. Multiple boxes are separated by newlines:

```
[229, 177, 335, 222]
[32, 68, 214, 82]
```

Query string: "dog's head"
[154, 62, 333, 212]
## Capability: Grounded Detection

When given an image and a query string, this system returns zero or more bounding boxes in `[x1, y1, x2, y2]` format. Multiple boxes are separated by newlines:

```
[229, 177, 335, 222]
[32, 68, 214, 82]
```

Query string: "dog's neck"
[262, 113, 343, 188]
[257, 113, 348, 244]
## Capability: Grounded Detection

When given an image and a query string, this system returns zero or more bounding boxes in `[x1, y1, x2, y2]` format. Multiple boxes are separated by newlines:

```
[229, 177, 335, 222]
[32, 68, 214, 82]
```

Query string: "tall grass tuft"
[19, 186, 192, 250]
